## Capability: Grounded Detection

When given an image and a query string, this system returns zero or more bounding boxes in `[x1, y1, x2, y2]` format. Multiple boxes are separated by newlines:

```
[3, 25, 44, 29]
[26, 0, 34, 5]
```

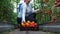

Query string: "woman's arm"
[32, 8, 40, 13]
[22, 4, 27, 22]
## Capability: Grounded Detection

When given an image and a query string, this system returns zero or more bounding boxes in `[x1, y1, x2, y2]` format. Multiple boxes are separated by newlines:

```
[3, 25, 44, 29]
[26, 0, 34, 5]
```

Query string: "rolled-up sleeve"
[22, 4, 26, 22]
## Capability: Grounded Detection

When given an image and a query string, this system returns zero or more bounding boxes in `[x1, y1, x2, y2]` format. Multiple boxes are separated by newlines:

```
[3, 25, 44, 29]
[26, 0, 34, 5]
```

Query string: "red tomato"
[21, 22, 26, 27]
[34, 23, 37, 27]
[45, 11, 49, 14]
[26, 22, 31, 27]
[30, 21, 37, 27]
[30, 23, 35, 27]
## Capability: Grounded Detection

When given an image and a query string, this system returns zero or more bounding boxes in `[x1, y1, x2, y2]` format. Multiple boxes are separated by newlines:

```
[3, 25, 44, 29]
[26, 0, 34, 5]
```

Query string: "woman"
[17, 0, 40, 28]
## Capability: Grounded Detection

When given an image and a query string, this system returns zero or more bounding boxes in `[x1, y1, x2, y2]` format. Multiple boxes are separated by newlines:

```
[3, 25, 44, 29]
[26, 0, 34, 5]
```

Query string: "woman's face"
[25, 0, 31, 4]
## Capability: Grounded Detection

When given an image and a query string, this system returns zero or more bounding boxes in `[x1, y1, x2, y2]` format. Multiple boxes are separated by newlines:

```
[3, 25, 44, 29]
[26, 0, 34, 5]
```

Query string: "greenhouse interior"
[0, 0, 60, 34]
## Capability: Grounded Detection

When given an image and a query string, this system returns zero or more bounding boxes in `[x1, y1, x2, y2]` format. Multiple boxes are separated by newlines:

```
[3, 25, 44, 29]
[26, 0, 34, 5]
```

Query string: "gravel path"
[9, 29, 54, 34]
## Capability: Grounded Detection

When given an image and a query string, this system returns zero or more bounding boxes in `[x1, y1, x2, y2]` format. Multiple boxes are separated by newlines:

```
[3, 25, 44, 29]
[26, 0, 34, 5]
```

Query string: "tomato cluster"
[21, 21, 38, 27]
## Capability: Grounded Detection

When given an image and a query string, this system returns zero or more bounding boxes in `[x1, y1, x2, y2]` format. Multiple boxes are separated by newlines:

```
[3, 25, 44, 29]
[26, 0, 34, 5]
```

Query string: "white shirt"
[18, 2, 39, 22]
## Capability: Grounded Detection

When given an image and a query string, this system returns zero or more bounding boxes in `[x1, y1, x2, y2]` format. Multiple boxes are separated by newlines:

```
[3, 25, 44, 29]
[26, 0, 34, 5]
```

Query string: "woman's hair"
[24, 0, 31, 2]
[24, 0, 26, 2]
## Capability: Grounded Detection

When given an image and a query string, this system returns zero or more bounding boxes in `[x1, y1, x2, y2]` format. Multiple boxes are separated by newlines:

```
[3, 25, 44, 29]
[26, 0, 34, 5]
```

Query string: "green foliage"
[34, 0, 60, 24]
[12, 0, 20, 3]
[0, 0, 17, 25]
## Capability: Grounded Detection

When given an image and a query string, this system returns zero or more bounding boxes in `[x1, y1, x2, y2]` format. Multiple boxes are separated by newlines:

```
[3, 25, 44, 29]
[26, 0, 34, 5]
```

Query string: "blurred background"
[0, 0, 60, 34]
[0, 0, 60, 25]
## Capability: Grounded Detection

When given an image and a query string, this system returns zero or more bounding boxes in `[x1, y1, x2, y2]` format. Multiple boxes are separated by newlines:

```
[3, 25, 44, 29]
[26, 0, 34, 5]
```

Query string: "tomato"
[30, 23, 35, 27]
[30, 21, 37, 27]
[21, 22, 26, 27]
[34, 23, 37, 27]
[32, 21, 35, 23]
[26, 22, 30, 27]
[27, 21, 31, 23]
[45, 11, 49, 14]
